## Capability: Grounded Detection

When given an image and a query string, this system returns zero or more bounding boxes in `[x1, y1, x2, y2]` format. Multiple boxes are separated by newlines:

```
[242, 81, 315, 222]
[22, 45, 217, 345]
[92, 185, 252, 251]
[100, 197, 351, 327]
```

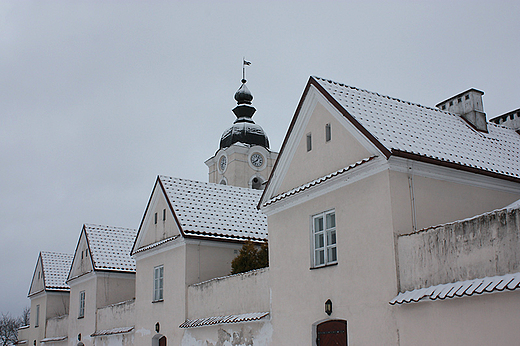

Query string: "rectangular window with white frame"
[312, 210, 337, 267]
[153, 265, 164, 302]
[79, 291, 85, 318]
[35, 304, 40, 327]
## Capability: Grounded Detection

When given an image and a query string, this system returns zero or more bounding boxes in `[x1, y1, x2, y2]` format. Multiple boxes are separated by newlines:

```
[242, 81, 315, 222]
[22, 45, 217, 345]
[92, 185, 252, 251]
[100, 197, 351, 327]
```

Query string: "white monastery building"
[17, 74, 520, 346]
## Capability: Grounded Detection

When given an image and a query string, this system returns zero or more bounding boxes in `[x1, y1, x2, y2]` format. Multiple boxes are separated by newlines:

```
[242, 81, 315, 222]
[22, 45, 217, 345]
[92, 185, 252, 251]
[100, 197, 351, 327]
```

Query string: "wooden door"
[316, 320, 347, 346]
[159, 336, 166, 346]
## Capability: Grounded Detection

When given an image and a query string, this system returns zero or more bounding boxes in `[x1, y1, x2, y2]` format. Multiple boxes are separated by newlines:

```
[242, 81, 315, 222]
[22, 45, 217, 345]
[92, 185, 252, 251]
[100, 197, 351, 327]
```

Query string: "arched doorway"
[316, 319, 347, 346]
[152, 334, 166, 346]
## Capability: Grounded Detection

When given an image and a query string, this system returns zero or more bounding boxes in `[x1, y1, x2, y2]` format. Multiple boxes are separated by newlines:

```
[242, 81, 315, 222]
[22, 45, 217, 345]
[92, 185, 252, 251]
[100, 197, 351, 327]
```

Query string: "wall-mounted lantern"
[325, 299, 333, 316]
[155, 322, 160, 333]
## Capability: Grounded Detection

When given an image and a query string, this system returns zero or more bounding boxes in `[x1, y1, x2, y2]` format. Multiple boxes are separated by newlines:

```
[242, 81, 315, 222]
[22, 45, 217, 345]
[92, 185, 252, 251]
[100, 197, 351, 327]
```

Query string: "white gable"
[68, 228, 94, 281]
[28, 252, 73, 296]
[261, 81, 383, 207]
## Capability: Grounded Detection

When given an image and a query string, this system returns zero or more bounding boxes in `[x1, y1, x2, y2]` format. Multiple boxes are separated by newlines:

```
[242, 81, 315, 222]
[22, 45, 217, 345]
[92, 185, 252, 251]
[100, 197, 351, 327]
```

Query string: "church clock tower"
[205, 73, 278, 189]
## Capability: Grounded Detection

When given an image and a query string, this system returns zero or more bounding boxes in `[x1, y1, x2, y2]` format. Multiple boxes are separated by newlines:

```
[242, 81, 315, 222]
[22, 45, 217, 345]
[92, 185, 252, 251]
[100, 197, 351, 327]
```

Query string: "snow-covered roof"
[159, 176, 267, 242]
[40, 336, 67, 343]
[313, 77, 520, 181]
[84, 224, 137, 272]
[179, 312, 269, 328]
[90, 327, 134, 337]
[390, 272, 520, 305]
[41, 251, 73, 291]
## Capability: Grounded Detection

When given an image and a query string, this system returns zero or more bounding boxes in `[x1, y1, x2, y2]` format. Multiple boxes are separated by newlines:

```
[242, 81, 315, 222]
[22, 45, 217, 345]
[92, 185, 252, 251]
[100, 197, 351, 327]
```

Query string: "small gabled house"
[18, 251, 73, 346]
[259, 76, 520, 345]
[130, 175, 270, 346]
[67, 224, 137, 346]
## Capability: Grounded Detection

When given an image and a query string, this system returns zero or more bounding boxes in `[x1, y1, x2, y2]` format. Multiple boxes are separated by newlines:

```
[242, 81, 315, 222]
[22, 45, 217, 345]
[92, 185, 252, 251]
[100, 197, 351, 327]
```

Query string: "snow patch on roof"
[84, 224, 137, 272]
[159, 176, 267, 241]
[41, 251, 73, 291]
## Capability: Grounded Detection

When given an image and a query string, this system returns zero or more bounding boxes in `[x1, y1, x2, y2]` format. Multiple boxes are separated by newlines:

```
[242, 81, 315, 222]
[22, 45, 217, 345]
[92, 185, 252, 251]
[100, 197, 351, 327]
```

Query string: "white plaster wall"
[187, 268, 269, 319]
[139, 185, 181, 249]
[96, 300, 135, 331]
[398, 207, 520, 291]
[26, 294, 47, 345]
[45, 315, 68, 339]
[268, 170, 399, 345]
[68, 275, 97, 346]
[92, 333, 134, 346]
[46, 292, 69, 319]
[95, 274, 135, 309]
[395, 290, 520, 345]
[181, 321, 272, 346]
[184, 241, 242, 286]
[133, 243, 186, 346]
[388, 169, 520, 235]
[276, 101, 373, 195]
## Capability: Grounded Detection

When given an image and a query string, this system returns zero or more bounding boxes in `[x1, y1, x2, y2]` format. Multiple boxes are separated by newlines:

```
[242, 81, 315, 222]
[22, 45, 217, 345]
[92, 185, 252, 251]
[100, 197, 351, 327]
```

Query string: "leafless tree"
[20, 308, 30, 327]
[0, 312, 21, 346]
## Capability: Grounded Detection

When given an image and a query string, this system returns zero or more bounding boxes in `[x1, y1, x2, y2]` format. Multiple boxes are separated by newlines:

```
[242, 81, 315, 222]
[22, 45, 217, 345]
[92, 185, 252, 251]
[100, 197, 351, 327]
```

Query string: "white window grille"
[313, 210, 337, 267]
[79, 291, 85, 318]
[154, 265, 164, 302]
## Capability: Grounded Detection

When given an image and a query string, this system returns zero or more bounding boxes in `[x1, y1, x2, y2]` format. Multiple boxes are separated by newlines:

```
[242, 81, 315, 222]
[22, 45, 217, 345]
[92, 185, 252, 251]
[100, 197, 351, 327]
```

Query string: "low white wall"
[398, 207, 520, 291]
[181, 321, 272, 346]
[187, 268, 269, 319]
[96, 299, 135, 331]
[45, 315, 68, 338]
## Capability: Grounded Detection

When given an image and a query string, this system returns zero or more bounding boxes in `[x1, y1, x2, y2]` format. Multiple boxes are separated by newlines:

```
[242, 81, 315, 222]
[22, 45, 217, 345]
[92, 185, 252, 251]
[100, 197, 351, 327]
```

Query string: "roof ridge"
[84, 223, 136, 231]
[158, 175, 263, 194]
[313, 76, 451, 115]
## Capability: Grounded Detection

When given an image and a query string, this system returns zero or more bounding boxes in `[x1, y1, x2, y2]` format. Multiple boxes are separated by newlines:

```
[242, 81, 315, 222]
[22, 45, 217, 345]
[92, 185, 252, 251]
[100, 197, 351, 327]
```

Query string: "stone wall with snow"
[398, 206, 520, 291]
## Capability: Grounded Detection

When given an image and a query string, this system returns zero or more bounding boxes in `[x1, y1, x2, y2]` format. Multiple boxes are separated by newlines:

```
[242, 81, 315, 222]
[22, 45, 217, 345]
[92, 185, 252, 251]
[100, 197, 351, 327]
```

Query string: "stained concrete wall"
[46, 315, 68, 338]
[187, 267, 269, 319]
[398, 207, 520, 291]
[96, 299, 135, 331]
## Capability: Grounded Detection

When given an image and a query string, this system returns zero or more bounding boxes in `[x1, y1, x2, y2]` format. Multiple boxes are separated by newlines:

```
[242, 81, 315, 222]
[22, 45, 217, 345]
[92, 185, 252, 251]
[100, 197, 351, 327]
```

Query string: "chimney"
[436, 88, 487, 132]
[490, 108, 520, 134]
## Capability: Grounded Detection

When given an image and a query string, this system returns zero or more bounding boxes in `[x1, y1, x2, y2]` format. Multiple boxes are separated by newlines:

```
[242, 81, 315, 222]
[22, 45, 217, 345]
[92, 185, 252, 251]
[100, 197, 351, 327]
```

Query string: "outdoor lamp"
[325, 299, 333, 316]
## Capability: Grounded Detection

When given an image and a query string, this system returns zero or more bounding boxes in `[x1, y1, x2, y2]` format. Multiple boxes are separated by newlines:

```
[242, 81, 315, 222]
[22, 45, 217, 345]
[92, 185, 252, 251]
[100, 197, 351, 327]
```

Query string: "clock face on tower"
[219, 155, 227, 172]
[250, 153, 264, 167]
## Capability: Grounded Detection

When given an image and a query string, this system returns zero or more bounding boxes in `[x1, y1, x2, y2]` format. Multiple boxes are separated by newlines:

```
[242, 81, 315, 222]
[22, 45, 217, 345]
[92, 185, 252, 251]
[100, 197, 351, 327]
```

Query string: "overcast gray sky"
[1, 1, 519, 316]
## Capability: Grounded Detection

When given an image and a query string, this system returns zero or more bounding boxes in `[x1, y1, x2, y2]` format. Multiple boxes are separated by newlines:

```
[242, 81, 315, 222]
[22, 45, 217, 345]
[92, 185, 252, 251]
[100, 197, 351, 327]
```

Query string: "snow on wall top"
[41, 251, 73, 291]
[390, 272, 520, 305]
[159, 176, 267, 241]
[84, 224, 137, 272]
[314, 77, 520, 180]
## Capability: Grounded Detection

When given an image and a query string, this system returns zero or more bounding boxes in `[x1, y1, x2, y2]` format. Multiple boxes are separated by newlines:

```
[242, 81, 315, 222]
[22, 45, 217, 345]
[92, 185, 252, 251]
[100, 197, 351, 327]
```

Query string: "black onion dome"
[234, 81, 253, 105]
[220, 80, 270, 149]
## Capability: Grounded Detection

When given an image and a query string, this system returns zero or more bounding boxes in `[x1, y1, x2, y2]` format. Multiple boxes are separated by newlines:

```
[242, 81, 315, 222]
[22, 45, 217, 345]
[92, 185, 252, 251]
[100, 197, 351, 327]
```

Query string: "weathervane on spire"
[242, 58, 251, 83]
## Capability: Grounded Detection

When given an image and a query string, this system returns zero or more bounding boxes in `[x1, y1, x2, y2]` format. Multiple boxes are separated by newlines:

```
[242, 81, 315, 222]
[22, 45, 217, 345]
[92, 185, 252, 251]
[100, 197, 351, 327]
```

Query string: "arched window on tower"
[251, 176, 264, 190]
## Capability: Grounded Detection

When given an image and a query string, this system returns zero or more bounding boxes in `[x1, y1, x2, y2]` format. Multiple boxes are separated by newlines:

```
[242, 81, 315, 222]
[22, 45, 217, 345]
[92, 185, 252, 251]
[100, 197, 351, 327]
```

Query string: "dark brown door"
[316, 320, 347, 346]
[159, 336, 166, 346]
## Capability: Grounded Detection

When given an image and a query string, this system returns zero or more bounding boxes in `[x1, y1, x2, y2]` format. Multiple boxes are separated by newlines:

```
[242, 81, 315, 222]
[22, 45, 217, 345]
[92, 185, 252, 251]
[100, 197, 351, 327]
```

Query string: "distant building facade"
[18, 75, 520, 346]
